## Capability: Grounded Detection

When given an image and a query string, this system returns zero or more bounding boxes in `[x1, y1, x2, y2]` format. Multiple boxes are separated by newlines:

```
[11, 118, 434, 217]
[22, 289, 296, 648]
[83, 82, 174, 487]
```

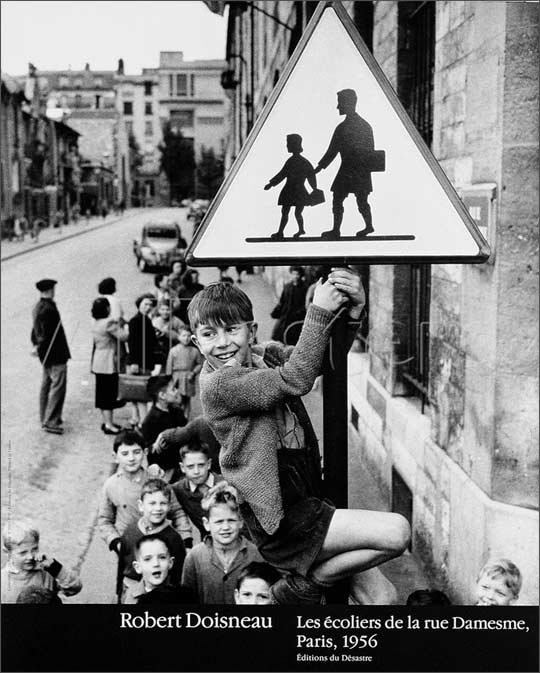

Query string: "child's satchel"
[117, 373, 151, 402]
[306, 188, 325, 207]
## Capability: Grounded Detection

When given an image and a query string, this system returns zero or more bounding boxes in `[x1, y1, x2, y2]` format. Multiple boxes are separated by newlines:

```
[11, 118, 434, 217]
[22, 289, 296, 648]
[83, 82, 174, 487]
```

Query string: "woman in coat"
[90, 297, 128, 435]
[127, 293, 161, 426]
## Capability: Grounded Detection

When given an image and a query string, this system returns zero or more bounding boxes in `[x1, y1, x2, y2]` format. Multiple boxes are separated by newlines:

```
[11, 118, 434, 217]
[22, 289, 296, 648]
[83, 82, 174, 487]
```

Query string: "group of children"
[3, 268, 525, 606]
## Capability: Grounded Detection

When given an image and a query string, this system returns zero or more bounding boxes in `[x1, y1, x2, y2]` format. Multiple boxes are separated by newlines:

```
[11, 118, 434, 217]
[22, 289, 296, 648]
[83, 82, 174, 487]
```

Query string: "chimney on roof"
[85, 62, 90, 71]
[117, 58, 124, 75]
[28, 63, 37, 77]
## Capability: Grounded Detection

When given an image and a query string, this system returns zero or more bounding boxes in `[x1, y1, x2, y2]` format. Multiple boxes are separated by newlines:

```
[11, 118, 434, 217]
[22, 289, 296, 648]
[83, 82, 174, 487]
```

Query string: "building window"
[170, 110, 194, 127]
[94, 77, 103, 88]
[145, 102, 153, 115]
[144, 80, 153, 96]
[190, 74, 196, 96]
[145, 121, 153, 136]
[59, 76, 69, 88]
[176, 74, 188, 96]
[397, 0, 435, 408]
[95, 95, 101, 109]
[197, 116, 223, 126]
[74, 94, 82, 108]
[74, 77, 83, 88]
[123, 101, 133, 115]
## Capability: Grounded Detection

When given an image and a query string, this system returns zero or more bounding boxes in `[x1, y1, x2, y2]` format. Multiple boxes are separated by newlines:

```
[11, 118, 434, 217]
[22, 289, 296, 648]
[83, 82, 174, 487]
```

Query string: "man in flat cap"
[31, 279, 71, 434]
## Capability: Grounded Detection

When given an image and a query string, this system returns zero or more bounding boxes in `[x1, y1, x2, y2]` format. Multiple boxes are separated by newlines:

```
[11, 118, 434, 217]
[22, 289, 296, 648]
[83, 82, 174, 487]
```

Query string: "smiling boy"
[181, 483, 262, 604]
[475, 558, 522, 606]
[1, 520, 81, 603]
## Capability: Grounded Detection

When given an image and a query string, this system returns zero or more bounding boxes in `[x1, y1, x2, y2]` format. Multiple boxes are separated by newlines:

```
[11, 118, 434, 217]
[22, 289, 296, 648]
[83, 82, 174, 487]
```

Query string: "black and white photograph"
[1, 1, 538, 672]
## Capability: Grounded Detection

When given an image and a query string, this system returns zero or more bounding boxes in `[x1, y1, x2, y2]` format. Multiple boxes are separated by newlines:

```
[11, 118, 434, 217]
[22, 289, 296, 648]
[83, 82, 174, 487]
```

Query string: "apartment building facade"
[223, 0, 539, 604]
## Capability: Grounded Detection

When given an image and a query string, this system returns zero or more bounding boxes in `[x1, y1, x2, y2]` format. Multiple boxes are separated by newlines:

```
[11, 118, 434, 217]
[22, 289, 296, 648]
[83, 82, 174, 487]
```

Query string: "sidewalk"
[0, 211, 134, 262]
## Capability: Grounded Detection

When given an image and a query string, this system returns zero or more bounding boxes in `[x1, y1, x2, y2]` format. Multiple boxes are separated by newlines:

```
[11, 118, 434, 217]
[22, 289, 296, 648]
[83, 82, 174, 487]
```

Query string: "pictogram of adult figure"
[264, 133, 318, 240]
[315, 88, 376, 239]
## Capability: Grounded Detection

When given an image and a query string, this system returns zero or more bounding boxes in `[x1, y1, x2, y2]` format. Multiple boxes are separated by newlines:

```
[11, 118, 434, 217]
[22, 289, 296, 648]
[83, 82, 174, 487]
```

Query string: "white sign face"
[187, 2, 489, 266]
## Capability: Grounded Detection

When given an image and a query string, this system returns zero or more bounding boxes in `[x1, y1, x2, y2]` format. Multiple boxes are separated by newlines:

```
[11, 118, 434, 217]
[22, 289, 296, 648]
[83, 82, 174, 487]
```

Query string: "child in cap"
[189, 275, 410, 605]
[181, 483, 263, 604]
[1, 519, 81, 603]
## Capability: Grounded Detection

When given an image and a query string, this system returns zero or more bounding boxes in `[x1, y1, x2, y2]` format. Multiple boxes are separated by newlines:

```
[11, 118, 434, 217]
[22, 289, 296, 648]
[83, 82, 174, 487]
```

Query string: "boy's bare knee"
[389, 514, 410, 555]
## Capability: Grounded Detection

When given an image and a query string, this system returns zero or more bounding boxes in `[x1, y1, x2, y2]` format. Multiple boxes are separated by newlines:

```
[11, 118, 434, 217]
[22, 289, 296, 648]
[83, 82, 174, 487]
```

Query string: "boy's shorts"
[240, 447, 336, 577]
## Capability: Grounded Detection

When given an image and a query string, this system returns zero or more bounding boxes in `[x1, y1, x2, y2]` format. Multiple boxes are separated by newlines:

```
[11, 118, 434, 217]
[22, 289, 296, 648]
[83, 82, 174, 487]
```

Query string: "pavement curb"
[1, 214, 136, 262]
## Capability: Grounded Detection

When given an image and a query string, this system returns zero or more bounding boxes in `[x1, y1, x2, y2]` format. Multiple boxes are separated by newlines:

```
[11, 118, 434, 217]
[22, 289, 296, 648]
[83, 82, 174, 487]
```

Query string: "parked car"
[133, 221, 187, 272]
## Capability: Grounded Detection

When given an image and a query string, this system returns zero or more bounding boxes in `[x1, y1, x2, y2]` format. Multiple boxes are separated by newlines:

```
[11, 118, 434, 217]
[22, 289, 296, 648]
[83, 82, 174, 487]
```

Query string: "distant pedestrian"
[165, 326, 203, 420]
[98, 277, 125, 324]
[31, 278, 71, 434]
[85, 209, 91, 224]
[119, 199, 126, 215]
[17, 215, 28, 241]
[72, 203, 80, 224]
[174, 269, 205, 325]
[270, 266, 308, 345]
[31, 217, 43, 242]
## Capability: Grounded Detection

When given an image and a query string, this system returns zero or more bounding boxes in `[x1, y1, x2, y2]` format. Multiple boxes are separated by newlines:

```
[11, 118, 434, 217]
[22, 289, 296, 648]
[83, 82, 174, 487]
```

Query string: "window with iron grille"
[397, 0, 434, 410]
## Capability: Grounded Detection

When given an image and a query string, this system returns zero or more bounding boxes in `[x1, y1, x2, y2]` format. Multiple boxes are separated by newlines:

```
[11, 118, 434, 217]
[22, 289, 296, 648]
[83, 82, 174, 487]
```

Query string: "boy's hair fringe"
[179, 441, 211, 461]
[236, 561, 281, 590]
[201, 481, 239, 515]
[406, 589, 451, 606]
[2, 519, 40, 551]
[187, 282, 253, 331]
[135, 533, 172, 558]
[140, 478, 172, 502]
[476, 557, 522, 597]
[113, 428, 145, 453]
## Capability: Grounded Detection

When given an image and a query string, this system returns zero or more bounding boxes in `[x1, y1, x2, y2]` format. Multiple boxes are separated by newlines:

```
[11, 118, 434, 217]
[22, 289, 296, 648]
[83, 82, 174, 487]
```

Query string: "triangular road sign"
[187, 1, 490, 266]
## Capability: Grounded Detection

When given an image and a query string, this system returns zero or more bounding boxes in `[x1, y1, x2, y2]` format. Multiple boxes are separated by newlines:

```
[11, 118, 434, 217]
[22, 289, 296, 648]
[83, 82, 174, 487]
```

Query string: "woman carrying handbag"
[90, 297, 128, 435]
[125, 293, 161, 427]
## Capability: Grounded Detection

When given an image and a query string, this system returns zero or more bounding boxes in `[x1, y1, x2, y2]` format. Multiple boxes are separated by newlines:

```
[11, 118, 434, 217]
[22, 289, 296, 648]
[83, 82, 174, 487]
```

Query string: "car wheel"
[138, 258, 148, 272]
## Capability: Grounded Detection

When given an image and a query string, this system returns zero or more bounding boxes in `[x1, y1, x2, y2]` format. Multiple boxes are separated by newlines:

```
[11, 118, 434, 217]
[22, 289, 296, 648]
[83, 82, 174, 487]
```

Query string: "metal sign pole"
[322, 309, 350, 603]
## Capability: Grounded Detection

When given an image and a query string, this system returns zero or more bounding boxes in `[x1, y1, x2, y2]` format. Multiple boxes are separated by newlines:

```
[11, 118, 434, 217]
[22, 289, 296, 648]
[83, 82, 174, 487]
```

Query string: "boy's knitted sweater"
[199, 303, 336, 535]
